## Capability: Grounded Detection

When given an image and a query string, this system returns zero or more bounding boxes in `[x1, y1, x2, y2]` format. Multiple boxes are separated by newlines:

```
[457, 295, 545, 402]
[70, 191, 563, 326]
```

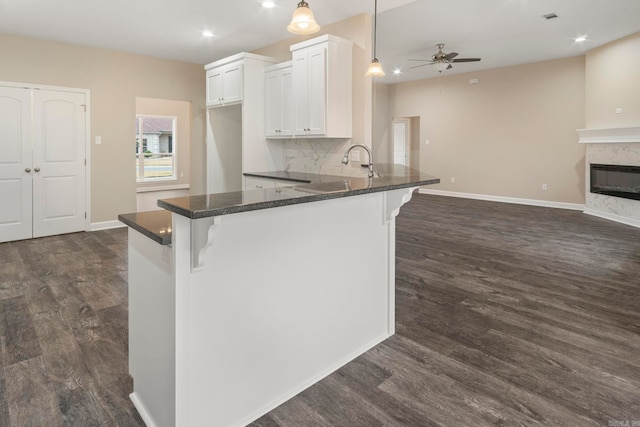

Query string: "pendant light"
[365, 0, 385, 77]
[287, 1, 320, 35]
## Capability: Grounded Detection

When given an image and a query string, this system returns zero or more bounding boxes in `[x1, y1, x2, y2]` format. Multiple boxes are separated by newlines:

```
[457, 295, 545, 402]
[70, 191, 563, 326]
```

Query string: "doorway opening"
[392, 117, 420, 170]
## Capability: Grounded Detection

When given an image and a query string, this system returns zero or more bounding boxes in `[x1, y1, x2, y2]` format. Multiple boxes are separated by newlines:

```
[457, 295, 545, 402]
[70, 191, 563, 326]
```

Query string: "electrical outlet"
[425, 139, 430, 145]
[542, 184, 548, 191]
[451, 177, 455, 183]
[95, 136, 102, 145]
[350, 151, 360, 162]
[615, 108, 623, 114]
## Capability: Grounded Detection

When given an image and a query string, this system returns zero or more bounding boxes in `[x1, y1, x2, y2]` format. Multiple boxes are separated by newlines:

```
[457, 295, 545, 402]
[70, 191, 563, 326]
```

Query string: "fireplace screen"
[590, 164, 640, 201]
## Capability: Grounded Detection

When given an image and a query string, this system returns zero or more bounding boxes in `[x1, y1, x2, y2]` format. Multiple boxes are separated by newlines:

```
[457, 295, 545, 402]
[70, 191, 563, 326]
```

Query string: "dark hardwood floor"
[1, 194, 639, 426]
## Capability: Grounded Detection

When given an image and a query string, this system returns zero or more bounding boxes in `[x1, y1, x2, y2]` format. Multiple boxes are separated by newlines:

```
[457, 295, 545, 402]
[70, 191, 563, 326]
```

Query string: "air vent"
[542, 13, 559, 20]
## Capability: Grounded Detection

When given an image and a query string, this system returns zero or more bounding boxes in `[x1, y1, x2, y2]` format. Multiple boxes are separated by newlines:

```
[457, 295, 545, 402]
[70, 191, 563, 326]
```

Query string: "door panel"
[393, 119, 410, 166]
[307, 48, 326, 135]
[0, 86, 32, 243]
[32, 90, 86, 238]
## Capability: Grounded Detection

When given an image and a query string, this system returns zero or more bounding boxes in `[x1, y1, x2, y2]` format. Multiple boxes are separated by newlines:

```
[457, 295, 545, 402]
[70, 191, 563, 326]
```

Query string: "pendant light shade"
[365, 58, 385, 77]
[366, 0, 384, 77]
[287, 1, 320, 35]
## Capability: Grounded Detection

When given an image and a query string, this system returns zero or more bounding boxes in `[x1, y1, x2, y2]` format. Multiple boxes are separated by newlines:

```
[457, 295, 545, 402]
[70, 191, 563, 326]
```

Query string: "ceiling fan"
[409, 43, 481, 72]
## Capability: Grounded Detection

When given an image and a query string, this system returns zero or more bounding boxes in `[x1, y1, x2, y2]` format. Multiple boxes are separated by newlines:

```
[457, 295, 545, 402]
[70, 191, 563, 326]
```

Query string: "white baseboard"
[130, 393, 158, 427]
[583, 208, 640, 229]
[418, 189, 585, 211]
[90, 220, 127, 231]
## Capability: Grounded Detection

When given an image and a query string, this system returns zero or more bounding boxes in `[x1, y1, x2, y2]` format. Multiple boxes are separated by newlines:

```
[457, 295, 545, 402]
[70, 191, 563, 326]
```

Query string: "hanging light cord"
[373, 0, 378, 59]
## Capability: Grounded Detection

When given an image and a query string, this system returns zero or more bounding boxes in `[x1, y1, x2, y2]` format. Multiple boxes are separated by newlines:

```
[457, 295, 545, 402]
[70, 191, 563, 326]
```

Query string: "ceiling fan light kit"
[408, 43, 481, 73]
[366, 0, 385, 77]
[287, 1, 320, 34]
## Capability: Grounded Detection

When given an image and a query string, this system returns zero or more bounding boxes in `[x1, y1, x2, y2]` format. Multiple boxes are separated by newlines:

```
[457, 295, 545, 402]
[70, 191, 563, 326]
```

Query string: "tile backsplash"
[282, 139, 370, 177]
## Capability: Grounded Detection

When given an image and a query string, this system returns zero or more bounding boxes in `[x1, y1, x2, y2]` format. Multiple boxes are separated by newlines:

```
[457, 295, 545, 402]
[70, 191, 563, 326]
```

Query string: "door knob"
[25, 168, 31, 173]
[34, 167, 41, 172]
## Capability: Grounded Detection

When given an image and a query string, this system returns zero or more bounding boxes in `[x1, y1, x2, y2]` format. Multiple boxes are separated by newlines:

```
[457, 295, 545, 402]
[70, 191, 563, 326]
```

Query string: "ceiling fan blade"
[444, 52, 459, 60]
[408, 59, 434, 62]
[408, 63, 431, 70]
[451, 58, 481, 63]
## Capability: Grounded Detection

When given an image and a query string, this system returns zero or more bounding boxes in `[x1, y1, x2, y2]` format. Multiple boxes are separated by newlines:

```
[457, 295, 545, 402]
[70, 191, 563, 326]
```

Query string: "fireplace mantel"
[577, 126, 640, 144]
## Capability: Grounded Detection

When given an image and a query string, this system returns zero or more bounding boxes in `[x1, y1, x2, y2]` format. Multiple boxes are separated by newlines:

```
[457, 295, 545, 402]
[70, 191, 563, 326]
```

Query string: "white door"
[393, 118, 410, 166]
[0, 86, 33, 242]
[32, 90, 87, 238]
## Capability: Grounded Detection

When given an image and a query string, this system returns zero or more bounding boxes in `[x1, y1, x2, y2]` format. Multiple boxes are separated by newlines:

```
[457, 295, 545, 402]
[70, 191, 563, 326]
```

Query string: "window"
[135, 115, 177, 182]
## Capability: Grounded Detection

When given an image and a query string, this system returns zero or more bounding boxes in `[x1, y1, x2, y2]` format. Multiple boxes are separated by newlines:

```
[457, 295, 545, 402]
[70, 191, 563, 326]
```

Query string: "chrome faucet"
[342, 144, 375, 178]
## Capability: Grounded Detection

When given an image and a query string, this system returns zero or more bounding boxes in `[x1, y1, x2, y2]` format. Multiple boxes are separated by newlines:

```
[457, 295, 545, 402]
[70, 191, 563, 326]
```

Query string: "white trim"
[418, 189, 585, 211]
[129, 393, 159, 427]
[84, 91, 92, 232]
[91, 220, 126, 231]
[583, 208, 640, 229]
[577, 126, 640, 144]
[204, 52, 278, 70]
[137, 184, 190, 193]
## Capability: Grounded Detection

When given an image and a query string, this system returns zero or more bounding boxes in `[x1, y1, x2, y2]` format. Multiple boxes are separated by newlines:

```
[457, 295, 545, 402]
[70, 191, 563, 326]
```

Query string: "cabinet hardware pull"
[25, 168, 31, 173]
[34, 167, 41, 172]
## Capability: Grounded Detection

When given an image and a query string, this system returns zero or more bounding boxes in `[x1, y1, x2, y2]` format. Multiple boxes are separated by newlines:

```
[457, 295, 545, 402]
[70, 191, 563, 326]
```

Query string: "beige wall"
[389, 56, 586, 204]
[585, 31, 640, 128]
[0, 33, 206, 223]
[254, 14, 373, 148]
[372, 82, 391, 163]
[136, 97, 191, 190]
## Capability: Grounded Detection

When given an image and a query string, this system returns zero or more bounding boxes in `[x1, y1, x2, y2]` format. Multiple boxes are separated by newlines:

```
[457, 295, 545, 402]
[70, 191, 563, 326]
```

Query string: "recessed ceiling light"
[202, 30, 214, 37]
[393, 68, 401, 75]
[575, 35, 588, 42]
[262, 1, 276, 8]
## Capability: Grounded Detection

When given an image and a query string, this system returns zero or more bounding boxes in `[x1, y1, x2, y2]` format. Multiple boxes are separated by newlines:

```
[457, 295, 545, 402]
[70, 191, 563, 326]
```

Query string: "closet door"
[32, 90, 86, 238]
[0, 86, 33, 243]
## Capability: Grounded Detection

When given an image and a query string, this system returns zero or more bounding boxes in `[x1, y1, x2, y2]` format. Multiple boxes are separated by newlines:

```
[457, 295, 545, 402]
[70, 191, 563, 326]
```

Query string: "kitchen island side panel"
[172, 190, 408, 427]
[128, 228, 176, 427]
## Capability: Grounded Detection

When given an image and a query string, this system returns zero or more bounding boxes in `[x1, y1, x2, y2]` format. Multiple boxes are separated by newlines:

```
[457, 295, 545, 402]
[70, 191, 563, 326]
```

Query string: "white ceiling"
[1, 0, 639, 84]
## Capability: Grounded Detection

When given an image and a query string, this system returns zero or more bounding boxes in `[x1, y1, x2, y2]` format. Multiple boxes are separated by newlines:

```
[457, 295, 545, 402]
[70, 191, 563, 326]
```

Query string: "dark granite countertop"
[158, 164, 439, 220]
[118, 210, 172, 245]
[243, 170, 345, 184]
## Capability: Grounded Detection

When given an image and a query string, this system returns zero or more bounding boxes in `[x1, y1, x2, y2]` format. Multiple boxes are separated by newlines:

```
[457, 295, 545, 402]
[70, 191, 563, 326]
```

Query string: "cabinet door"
[244, 176, 277, 190]
[265, 67, 294, 138]
[292, 51, 309, 135]
[265, 70, 283, 137]
[281, 68, 294, 136]
[306, 47, 326, 136]
[222, 63, 243, 105]
[206, 68, 224, 106]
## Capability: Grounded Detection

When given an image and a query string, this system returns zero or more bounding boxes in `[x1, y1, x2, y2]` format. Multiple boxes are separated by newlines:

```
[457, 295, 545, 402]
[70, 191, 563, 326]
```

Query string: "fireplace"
[590, 164, 640, 201]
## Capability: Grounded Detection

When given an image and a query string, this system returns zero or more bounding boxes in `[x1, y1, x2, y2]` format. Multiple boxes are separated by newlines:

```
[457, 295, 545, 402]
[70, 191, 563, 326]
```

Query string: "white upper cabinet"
[267, 34, 352, 139]
[206, 59, 243, 107]
[290, 35, 353, 138]
[265, 62, 294, 138]
[292, 47, 326, 136]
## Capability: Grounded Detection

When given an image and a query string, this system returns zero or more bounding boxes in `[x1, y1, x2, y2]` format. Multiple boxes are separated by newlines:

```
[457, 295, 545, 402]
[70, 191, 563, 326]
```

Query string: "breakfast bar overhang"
[120, 165, 439, 427]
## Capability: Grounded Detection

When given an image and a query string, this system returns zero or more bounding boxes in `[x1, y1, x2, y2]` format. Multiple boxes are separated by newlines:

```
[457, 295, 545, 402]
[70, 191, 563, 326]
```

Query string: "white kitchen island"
[119, 165, 439, 427]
